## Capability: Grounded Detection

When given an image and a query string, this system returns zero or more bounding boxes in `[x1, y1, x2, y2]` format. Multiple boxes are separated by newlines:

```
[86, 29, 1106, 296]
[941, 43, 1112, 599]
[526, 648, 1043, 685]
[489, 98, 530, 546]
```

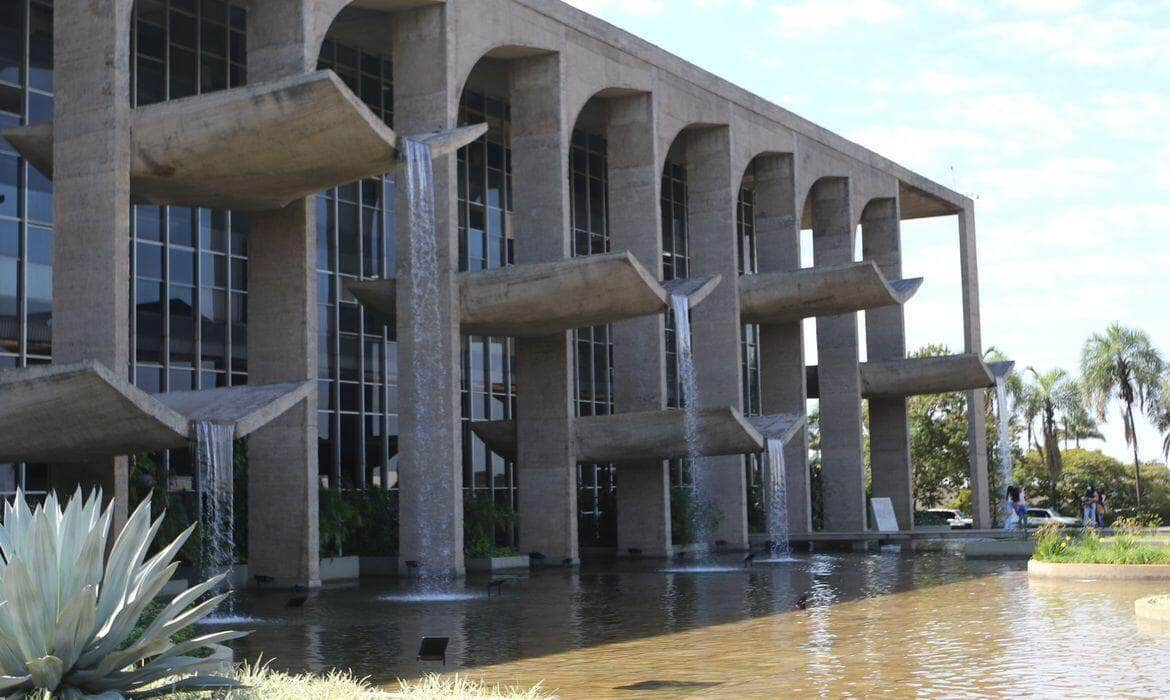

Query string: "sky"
[563, 0, 1170, 465]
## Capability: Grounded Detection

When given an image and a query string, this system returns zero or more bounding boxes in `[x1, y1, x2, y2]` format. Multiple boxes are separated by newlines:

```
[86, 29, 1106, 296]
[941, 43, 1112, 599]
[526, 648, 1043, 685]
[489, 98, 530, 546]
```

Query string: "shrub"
[1032, 518, 1170, 565]
[0, 489, 243, 697]
[670, 487, 723, 546]
[914, 511, 951, 528]
[464, 495, 518, 558]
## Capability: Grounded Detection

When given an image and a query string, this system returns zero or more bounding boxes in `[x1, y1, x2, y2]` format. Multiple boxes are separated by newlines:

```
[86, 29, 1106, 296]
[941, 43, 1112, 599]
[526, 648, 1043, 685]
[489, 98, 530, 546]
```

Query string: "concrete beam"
[739, 261, 922, 325]
[0, 361, 312, 463]
[470, 406, 764, 464]
[805, 354, 997, 399]
[2, 71, 486, 212]
[348, 251, 713, 337]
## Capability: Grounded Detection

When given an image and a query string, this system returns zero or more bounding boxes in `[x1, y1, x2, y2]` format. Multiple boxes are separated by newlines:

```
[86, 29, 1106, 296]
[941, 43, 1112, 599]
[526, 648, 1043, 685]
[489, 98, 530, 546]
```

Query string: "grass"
[1033, 518, 1170, 565]
[151, 659, 554, 699]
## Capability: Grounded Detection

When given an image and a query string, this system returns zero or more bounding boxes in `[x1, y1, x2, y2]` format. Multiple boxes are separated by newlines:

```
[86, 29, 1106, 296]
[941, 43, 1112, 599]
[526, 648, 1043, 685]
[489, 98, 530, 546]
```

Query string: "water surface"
[211, 552, 1170, 697]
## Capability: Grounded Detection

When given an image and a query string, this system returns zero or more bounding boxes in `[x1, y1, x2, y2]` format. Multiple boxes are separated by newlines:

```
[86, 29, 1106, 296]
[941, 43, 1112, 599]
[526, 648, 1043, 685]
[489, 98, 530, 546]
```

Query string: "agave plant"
[0, 489, 245, 698]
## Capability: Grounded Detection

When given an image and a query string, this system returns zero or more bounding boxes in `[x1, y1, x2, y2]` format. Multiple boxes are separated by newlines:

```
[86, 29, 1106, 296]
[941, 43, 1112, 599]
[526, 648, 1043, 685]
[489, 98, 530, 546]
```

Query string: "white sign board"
[869, 497, 900, 533]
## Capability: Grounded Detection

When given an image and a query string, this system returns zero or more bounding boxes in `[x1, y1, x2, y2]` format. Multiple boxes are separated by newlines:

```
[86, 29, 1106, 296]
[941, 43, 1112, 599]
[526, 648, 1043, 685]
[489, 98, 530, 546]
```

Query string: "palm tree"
[1151, 368, 1170, 462]
[1081, 324, 1164, 509]
[1018, 367, 1079, 507]
[1060, 399, 1104, 449]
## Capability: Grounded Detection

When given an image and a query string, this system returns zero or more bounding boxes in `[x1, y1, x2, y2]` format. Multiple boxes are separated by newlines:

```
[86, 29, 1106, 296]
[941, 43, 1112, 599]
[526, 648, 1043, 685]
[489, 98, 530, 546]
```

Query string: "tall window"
[661, 159, 691, 487]
[738, 184, 763, 502]
[571, 128, 615, 546]
[128, 0, 250, 489]
[316, 39, 396, 490]
[457, 89, 517, 532]
[0, 0, 52, 497]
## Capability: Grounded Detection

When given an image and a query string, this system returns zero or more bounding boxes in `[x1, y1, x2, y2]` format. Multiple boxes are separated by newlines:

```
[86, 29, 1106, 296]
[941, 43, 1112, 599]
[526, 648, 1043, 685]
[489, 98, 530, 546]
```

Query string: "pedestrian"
[1097, 491, 1107, 528]
[1005, 485, 1022, 530]
[1082, 485, 1098, 528]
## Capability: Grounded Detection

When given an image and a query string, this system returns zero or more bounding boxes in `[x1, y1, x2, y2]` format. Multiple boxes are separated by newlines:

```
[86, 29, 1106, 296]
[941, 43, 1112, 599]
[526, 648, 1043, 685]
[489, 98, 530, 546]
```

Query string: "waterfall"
[995, 374, 1014, 506]
[403, 137, 451, 590]
[763, 437, 790, 558]
[193, 421, 236, 612]
[670, 292, 709, 548]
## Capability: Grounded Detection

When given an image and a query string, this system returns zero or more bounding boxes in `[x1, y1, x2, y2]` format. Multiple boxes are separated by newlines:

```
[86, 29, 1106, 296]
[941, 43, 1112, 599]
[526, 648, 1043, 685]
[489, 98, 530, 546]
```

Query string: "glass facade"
[660, 159, 691, 487]
[0, 0, 52, 497]
[457, 90, 518, 531]
[315, 39, 396, 490]
[738, 183, 763, 495]
[570, 128, 616, 546]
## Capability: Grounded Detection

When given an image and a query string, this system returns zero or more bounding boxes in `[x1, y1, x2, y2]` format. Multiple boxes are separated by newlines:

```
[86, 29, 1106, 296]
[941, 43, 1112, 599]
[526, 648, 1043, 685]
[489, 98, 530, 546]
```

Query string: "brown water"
[209, 551, 1170, 698]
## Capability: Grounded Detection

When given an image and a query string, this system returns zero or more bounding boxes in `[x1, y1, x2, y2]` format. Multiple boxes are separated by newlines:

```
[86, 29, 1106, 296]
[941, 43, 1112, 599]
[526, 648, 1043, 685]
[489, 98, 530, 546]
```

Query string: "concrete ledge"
[739, 261, 922, 324]
[965, 539, 1036, 559]
[320, 556, 360, 582]
[465, 555, 529, 572]
[807, 353, 996, 399]
[1136, 596, 1170, 624]
[471, 406, 764, 463]
[1028, 559, 1170, 580]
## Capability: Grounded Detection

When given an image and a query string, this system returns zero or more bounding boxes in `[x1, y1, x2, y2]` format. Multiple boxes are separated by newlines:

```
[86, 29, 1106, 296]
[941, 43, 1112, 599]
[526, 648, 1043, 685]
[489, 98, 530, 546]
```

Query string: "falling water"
[193, 421, 236, 615]
[670, 292, 713, 552]
[995, 374, 1014, 508]
[762, 438, 792, 560]
[403, 137, 452, 592]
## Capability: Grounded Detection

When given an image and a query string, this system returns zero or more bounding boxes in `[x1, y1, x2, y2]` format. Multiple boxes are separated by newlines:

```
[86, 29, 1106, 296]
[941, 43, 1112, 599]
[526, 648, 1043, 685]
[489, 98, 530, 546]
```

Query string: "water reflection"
[212, 552, 1170, 696]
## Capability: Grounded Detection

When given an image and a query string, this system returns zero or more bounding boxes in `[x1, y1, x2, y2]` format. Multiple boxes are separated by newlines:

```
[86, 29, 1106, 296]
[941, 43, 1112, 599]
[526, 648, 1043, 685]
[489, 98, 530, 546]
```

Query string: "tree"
[1059, 399, 1104, 449]
[1081, 324, 1164, 508]
[1151, 367, 1170, 462]
[1017, 367, 1079, 508]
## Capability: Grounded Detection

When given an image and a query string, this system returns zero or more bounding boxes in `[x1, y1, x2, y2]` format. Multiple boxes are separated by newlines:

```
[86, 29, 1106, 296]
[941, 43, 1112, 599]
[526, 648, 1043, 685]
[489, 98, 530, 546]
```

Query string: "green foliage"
[1033, 518, 1170, 564]
[914, 510, 950, 527]
[670, 487, 722, 546]
[1017, 367, 1081, 506]
[0, 489, 243, 697]
[318, 487, 361, 558]
[463, 495, 518, 558]
[907, 344, 1009, 511]
[317, 488, 399, 558]
[747, 483, 766, 534]
[1014, 447, 1170, 523]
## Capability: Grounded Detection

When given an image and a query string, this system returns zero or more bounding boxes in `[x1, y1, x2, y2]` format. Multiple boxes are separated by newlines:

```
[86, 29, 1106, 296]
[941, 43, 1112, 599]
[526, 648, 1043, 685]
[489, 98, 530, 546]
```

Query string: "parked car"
[922, 508, 974, 530]
[1023, 508, 1080, 527]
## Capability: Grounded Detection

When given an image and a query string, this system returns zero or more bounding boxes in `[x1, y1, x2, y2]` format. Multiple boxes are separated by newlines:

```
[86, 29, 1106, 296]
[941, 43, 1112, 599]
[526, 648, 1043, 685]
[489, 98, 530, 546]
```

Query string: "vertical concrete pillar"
[510, 53, 578, 562]
[686, 127, 748, 549]
[392, 5, 465, 576]
[862, 198, 913, 531]
[49, 1, 133, 527]
[810, 178, 866, 532]
[607, 94, 672, 557]
[754, 155, 812, 535]
[245, 1, 319, 587]
[959, 208, 991, 528]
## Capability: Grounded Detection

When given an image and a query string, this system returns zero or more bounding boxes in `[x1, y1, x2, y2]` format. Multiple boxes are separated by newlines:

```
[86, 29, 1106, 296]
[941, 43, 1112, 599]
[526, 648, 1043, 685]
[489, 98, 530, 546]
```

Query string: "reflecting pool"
[210, 551, 1170, 697]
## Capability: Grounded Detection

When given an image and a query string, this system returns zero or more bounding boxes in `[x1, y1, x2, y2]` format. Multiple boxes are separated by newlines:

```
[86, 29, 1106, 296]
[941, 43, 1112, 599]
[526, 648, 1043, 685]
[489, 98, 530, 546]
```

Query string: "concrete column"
[810, 178, 866, 532]
[49, 0, 133, 526]
[754, 155, 812, 535]
[510, 53, 578, 562]
[686, 127, 748, 549]
[959, 208, 991, 528]
[245, 1, 319, 587]
[607, 94, 672, 557]
[862, 198, 913, 531]
[393, 6, 465, 577]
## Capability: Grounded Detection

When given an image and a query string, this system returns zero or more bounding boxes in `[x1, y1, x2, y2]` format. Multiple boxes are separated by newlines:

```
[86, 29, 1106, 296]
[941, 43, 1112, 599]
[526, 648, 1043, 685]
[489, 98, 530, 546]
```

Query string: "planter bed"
[1028, 559, 1170, 580]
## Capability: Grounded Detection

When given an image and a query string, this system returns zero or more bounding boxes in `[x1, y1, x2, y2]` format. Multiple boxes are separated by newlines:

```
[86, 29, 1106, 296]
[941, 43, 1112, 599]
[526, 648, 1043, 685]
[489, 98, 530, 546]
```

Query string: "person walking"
[1097, 491, 1108, 528]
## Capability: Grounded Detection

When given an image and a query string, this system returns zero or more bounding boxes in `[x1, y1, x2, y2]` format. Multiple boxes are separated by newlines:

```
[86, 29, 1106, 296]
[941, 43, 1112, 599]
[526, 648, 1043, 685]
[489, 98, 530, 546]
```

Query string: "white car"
[1023, 508, 1080, 527]
[924, 509, 974, 529]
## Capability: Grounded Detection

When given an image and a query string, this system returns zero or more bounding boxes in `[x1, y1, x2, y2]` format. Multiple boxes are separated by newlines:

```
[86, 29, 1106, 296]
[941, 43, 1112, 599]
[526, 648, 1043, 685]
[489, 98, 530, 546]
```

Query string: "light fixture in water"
[417, 637, 449, 665]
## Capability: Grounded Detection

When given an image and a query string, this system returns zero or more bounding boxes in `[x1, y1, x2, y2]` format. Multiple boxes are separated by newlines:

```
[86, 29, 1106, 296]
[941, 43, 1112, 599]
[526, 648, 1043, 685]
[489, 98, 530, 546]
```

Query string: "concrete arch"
[566, 86, 652, 140]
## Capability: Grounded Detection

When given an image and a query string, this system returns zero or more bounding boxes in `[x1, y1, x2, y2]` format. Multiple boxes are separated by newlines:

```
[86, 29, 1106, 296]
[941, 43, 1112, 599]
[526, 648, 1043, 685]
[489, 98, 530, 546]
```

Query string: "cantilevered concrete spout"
[470, 406, 764, 463]
[748, 413, 806, 446]
[805, 353, 996, 399]
[0, 361, 312, 463]
[663, 274, 722, 307]
[0, 70, 488, 212]
[348, 251, 714, 337]
[739, 261, 922, 324]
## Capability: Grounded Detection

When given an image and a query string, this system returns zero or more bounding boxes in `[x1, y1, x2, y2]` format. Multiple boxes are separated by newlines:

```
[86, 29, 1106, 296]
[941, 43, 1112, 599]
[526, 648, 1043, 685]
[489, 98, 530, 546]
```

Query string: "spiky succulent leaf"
[0, 489, 245, 696]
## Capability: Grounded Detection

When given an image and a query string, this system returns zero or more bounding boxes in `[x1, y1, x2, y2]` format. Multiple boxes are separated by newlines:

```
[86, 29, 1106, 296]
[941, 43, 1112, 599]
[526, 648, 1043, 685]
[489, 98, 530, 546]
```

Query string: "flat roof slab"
[806, 354, 999, 398]
[739, 261, 922, 324]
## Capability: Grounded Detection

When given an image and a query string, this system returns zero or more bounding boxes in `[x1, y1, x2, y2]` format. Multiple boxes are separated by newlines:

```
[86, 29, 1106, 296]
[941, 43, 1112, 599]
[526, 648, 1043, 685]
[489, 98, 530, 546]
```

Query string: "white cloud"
[770, 0, 902, 37]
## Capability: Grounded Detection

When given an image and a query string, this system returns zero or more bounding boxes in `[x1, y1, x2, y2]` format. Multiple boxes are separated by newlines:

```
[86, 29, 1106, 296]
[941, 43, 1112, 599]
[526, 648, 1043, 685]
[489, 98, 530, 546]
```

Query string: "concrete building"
[0, 0, 999, 586]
